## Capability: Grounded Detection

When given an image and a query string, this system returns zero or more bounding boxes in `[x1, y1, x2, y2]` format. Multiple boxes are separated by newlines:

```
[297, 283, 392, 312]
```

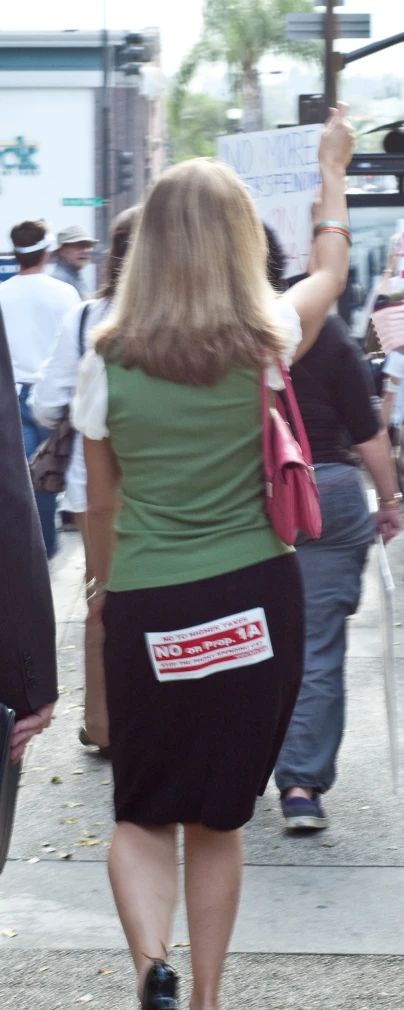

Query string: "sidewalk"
[1, 530, 404, 1008]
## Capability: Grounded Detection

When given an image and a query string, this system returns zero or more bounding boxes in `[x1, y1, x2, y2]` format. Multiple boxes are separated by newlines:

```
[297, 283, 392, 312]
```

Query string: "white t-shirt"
[383, 350, 404, 426]
[0, 272, 80, 384]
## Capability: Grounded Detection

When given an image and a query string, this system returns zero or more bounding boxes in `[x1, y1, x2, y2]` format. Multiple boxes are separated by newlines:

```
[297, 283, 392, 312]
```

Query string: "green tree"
[167, 91, 229, 163]
[173, 0, 319, 134]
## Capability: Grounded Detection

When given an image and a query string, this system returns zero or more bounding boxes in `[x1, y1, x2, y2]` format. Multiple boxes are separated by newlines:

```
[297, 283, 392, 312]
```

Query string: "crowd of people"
[0, 103, 402, 1010]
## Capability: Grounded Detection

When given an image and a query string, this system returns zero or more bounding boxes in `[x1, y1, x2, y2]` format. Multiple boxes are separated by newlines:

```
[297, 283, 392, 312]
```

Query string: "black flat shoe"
[141, 961, 178, 1010]
[78, 726, 111, 760]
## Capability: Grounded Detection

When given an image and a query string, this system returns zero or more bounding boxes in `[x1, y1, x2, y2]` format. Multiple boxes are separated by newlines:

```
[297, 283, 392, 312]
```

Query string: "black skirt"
[103, 554, 303, 831]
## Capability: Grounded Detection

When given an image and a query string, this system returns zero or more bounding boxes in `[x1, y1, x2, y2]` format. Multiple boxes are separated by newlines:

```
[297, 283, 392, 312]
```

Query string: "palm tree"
[173, 0, 320, 134]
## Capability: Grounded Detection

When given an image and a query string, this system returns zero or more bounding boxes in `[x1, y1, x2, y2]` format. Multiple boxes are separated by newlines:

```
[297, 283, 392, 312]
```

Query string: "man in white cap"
[53, 225, 98, 299]
[0, 219, 80, 559]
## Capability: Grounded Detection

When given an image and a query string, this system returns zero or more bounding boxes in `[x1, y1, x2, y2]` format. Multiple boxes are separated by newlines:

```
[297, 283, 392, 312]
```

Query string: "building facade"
[0, 31, 165, 268]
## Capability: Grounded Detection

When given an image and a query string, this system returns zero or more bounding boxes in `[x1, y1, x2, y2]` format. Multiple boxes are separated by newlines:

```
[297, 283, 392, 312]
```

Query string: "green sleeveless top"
[106, 363, 292, 592]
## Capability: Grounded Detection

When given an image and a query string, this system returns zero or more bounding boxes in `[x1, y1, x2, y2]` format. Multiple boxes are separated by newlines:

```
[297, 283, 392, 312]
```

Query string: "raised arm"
[284, 103, 355, 361]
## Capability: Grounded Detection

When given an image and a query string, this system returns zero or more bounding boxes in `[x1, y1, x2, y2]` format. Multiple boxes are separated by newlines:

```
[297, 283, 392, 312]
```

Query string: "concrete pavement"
[1, 529, 404, 1006]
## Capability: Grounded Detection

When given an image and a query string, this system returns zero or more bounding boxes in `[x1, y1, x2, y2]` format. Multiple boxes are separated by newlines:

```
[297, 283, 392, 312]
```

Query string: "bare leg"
[75, 511, 109, 749]
[108, 822, 178, 997]
[184, 824, 242, 1010]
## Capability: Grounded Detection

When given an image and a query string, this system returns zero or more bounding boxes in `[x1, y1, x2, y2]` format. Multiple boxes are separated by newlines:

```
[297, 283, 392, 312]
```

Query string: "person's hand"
[10, 702, 56, 764]
[375, 504, 402, 544]
[318, 102, 355, 173]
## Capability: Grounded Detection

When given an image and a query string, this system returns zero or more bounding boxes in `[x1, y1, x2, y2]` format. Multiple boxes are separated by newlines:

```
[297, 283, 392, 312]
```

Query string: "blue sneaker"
[281, 793, 328, 831]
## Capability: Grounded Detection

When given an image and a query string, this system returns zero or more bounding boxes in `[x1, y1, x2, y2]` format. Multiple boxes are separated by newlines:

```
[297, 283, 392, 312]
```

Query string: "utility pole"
[287, 5, 370, 122]
[325, 0, 336, 111]
[101, 0, 111, 249]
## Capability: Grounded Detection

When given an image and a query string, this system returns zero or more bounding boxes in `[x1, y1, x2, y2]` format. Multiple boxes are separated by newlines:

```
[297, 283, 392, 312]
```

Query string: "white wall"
[0, 89, 96, 259]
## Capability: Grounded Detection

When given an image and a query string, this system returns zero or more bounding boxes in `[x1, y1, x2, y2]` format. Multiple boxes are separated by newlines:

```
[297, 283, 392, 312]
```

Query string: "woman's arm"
[83, 436, 120, 588]
[355, 429, 402, 543]
[357, 428, 399, 503]
[284, 104, 355, 361]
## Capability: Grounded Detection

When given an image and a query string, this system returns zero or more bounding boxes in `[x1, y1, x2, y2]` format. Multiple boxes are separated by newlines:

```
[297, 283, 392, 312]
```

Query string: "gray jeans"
[275, 463, 372, 795]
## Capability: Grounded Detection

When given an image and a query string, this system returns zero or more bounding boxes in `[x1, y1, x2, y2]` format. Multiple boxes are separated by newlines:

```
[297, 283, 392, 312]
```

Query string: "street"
[1, 529, 404, 1008]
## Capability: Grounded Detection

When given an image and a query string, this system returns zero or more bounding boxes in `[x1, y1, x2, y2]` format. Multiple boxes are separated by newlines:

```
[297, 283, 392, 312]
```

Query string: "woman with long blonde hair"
[74, 106, 354, 1010]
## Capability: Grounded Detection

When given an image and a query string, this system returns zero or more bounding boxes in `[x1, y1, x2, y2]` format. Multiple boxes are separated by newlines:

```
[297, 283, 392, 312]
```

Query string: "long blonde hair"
[94, 158, 286, 385]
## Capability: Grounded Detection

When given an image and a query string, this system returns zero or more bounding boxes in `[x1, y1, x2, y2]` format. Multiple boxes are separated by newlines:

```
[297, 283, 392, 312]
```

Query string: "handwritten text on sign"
[145, 608, 273, 682]
[217, 125, 322, 278]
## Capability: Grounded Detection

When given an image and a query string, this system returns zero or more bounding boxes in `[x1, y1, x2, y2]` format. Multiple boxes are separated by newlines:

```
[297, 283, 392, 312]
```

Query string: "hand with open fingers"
[375, 504, 402, 544]
[10, 702, 56, 764]
[318, 102, 355, 172]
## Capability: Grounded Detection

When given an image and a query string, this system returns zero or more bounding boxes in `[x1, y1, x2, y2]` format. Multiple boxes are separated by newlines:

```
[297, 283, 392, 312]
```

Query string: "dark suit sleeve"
[0, 309, 58, 715]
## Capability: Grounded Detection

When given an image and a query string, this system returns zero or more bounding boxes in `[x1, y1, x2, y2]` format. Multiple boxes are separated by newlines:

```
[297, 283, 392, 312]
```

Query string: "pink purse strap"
[260, 371, 274, 483]
[260, 360, 314, 483]
[277, 361, 314, 467]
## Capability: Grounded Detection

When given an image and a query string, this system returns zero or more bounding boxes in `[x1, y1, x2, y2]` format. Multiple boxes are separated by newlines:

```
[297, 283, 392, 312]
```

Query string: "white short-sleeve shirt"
[0, 273, 80, 385]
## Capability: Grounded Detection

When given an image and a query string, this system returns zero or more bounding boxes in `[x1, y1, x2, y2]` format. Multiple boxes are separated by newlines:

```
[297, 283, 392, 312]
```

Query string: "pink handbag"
[260, 362, 322, 547]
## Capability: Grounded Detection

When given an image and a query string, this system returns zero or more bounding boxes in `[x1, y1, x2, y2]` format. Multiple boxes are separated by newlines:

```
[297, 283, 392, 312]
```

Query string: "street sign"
[286, 13, 370, 39]
[0, 255, 18, 284]
[62, 197, 104, 207]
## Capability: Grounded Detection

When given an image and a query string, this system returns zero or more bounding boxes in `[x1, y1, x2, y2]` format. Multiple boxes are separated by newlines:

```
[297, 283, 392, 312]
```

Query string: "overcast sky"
[1, 0, 403, 77]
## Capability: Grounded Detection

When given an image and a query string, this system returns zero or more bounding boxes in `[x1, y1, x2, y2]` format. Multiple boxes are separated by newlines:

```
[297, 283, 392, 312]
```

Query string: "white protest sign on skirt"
[217, 125, 322, 279]
[145, 608, 273, 683]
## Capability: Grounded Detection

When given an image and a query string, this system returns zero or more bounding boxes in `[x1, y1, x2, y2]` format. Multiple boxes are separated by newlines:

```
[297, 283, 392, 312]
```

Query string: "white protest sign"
[217, 125, 322, 278]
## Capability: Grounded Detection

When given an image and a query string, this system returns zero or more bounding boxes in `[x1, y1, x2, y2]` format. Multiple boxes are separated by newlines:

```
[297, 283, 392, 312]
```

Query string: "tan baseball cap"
[56, 225, 98, 248]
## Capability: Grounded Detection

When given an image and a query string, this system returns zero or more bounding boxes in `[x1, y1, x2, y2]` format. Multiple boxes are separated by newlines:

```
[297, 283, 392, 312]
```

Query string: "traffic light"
[118, 31, 160, 76]
[299, 94, 326, 125]
[117, 151, 134, 192]
[383, 130, 404, 155]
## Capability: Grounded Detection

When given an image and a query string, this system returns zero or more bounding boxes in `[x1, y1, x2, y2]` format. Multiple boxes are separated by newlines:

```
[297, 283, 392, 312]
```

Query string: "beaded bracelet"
[313, 220, 352, 247]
